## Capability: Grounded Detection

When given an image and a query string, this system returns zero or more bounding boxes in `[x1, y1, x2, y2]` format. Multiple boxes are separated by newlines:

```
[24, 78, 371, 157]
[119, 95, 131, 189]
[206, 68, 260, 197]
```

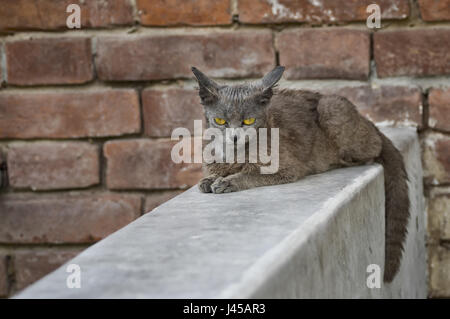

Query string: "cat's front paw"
[198, 175, 218, 193]
[210, 177, 238, 194]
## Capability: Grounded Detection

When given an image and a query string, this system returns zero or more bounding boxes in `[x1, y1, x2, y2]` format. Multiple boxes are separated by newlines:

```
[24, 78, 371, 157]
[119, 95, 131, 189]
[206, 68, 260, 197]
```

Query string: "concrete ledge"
[15, 128, 426, 298]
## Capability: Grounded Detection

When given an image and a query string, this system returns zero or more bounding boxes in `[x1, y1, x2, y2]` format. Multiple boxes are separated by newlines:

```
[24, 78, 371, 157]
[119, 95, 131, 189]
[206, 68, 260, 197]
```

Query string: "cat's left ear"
[258, 66, 285, 105]
[191, 67, 220, 105]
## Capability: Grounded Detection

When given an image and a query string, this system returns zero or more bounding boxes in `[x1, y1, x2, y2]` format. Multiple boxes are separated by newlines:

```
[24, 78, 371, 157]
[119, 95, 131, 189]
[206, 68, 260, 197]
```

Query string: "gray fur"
[192, 66, 410, 283]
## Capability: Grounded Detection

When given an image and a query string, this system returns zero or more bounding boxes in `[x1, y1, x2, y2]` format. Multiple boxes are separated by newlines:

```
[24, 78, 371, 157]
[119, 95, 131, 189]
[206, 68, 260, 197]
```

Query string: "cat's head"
[191, 66, 284, 138]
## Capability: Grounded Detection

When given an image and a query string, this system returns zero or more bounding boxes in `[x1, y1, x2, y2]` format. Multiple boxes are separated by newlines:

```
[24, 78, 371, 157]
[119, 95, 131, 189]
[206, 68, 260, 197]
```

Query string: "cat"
[191, 66, 410, 283]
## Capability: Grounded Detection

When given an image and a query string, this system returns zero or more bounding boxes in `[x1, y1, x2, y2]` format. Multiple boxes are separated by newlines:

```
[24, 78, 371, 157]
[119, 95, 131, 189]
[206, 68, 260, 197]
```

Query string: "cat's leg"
[317, 95, 382, 164]
[199, 174, 221, 193]
[199, 162, 249, 193]
[210, 169, 300, 194]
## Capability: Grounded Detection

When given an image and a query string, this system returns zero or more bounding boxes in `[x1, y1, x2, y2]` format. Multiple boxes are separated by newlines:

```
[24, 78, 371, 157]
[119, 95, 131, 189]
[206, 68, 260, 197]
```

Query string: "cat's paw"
[210, 177, 238, 194]
[198, 176, 218, 193]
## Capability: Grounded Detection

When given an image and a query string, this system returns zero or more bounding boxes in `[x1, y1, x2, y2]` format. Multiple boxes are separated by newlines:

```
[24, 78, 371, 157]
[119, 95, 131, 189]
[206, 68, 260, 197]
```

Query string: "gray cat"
[192, 66, 409, 283]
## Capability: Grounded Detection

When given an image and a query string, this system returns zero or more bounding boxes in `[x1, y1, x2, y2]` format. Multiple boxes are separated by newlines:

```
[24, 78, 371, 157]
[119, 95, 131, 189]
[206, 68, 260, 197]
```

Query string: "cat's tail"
[375, 132, 410, 283]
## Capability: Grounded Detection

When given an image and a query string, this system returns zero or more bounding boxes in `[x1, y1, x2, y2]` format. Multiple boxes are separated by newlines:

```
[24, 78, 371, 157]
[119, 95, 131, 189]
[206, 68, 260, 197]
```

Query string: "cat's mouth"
[224, 128, 254, 146]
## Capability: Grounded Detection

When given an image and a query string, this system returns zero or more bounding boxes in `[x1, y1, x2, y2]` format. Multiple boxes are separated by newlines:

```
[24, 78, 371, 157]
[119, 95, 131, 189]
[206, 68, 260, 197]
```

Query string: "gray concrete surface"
[14, 127, 426, 298]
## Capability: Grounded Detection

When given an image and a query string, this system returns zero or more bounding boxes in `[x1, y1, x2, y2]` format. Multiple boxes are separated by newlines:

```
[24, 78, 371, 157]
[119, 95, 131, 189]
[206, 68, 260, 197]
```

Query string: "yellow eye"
[243, 118, 256, 125]
[214, 118, 226, 125]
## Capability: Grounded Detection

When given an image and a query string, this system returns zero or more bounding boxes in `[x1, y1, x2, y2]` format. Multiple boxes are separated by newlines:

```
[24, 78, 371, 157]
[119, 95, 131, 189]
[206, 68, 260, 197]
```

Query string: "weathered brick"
[0, 43, 3, 86]
[429, 88, 450, 132]
[374, 29, 450, 78]
[0, 147, 6, 190]
[238, 0, 409, 24]
[422, 133, 450, 185]
[143, 88, 204, 137]
[13, 248, 83, 291]
[96, 31, 274, 81]
[428, 192, 450, 243]
[429, 246, 450, 297]
[6, 38, 93, 85]
[137, 0, 231, 26]
[0, 254, 7, 297]
[320, 85, 423, 127]
[144, 190, 183, 213]
[0, 193, 141, 244]
[418, 0, 450, 21]
[7, 142, 99, 190]
[277, 29, 370, 80]
[0, 89, 140, 139]
[104, 139, 202, 189]
[0, 0, 134, 30]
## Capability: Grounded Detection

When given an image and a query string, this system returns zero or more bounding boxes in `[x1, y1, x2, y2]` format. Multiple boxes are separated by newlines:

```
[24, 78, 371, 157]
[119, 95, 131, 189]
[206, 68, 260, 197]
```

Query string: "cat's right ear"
[261, 66, 285, 90]
[191, 67, 219, 104]
[256, 66, 285, 105]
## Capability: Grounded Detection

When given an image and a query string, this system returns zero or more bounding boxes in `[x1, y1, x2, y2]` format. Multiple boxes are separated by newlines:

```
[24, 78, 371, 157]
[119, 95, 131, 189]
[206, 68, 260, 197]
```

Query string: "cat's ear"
[257, 66, 285, 105]
[191, 67, 219, 104]
[261, 66, 285, 90]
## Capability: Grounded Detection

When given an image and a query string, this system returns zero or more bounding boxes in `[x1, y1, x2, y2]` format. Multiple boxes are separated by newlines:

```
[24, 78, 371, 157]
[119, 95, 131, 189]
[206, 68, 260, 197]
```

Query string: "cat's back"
[267, 89, 322, 128]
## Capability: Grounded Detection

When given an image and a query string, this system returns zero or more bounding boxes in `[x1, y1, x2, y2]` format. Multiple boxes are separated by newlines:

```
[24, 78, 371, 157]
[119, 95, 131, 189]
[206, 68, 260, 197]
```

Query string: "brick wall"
[0, 0, 449, 298]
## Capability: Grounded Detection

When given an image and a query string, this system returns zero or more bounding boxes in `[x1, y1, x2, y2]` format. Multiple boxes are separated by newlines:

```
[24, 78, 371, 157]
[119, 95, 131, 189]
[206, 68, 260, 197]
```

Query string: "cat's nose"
[233, 136, 238, 143]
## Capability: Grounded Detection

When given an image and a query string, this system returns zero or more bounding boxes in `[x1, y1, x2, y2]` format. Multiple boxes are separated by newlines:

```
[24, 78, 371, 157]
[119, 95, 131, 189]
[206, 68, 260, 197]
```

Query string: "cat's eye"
[214, 118, 226, 125]
[243, 118, 256, 125]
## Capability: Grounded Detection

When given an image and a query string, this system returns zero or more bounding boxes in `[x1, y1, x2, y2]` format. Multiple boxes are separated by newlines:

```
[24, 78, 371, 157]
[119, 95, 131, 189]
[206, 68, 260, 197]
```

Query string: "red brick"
[429, 246, 450, 298]
[0, 44, 3, 86]
[96, 31, 274, 81]
[0, 89, 140, 139]
[137, 0, 231, 26]
[0, 0, 134, 31]
[143, 88, 204, 137]
[7, 142, 99, 190]
[0, 254, 7, 297]
[104, 139, 202, 189]
[429, 88, 450, 132]
[320, 85, 423, 127]
[428, 192, 450, 243]
[6, 38, 93, 85]
[374, 29, 450, 78]
[277, 29, 370, 80]
[238, 0, 409, 24]
[422, 133, 450, 185]
[0, 147, 5, 190]
[13, 248, 83, 291]
[418, 0, 450, 21]
[144, 190, 183, 213]
[0, 193, 141, 244]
